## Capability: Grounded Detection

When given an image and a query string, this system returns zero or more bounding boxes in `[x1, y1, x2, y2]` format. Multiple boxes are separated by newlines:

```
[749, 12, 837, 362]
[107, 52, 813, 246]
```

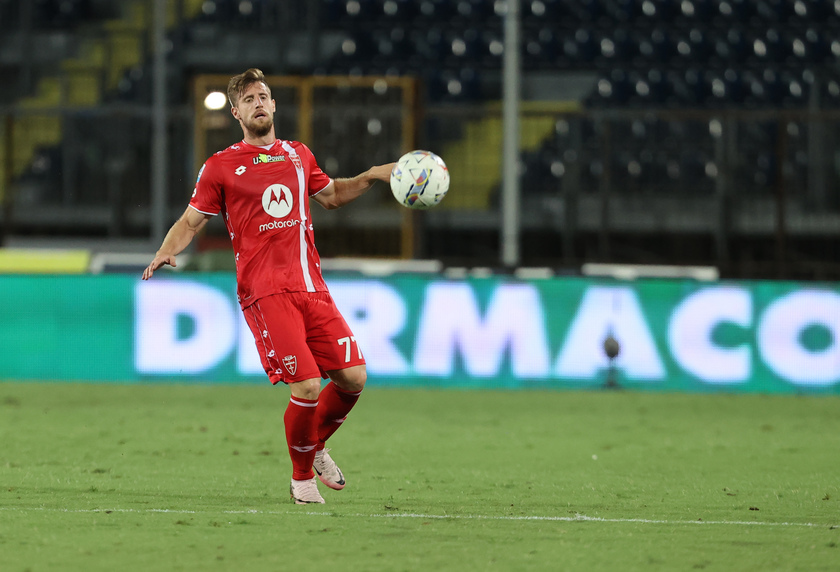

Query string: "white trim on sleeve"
[189, 204, 219, 216]
[311, 179, 334, 196]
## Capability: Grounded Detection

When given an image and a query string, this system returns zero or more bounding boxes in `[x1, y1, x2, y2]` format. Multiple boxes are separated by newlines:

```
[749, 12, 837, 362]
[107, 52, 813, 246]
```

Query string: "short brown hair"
[227, 68, 271, 107]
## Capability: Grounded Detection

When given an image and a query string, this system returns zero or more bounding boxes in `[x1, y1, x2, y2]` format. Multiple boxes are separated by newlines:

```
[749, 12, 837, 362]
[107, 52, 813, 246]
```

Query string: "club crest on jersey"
[290, 154, 302, 169]
[253, 153, 286, 165]
[283, 355, 297, 375]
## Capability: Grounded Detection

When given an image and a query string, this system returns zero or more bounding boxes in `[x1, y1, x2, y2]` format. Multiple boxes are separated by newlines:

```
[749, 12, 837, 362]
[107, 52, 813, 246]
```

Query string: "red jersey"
[189, 139, 333, 307]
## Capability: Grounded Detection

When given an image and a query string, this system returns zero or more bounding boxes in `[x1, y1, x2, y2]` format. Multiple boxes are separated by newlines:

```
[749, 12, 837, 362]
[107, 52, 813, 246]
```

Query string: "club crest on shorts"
[283, 355, 297, 375]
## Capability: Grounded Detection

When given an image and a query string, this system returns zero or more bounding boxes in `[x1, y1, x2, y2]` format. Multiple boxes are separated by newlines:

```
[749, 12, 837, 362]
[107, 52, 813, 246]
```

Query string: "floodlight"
[204, 91, 227, 110]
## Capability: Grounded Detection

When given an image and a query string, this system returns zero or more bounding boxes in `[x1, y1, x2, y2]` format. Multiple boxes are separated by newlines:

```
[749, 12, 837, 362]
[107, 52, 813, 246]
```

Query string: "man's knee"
[329, 365, 366, 393]
[289, 377, 321, 400]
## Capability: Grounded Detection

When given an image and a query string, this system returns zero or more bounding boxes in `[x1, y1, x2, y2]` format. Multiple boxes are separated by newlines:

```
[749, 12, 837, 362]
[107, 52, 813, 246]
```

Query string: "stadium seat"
[599, 28, 637, 63]
[716, 0, 757, 22]
[32, 0, 91, 29]
[715, 27, 750, 64]
[341, 0, 378, 23]
[644, 68, 672, 105]
[231, 0, 264, 29]
[646, 28, 676, 65]
[523, 0, 567, 23]
[321, 0, 346, 25]
[570, 28, 598, 64]
[821, 77, 840, 107]
[195, 0, 235, 23]
[375, 0, 418, 24]
[416, 0, 456, 21]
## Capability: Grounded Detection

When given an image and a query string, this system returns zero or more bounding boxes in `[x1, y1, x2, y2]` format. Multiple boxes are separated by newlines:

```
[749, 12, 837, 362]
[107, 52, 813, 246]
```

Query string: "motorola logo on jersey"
[262, 184, 293, 218]
[259, 219, 301, 232]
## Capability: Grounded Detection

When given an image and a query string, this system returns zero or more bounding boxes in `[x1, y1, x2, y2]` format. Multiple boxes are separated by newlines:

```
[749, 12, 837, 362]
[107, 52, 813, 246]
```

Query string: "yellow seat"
[441, 111, 559, 210]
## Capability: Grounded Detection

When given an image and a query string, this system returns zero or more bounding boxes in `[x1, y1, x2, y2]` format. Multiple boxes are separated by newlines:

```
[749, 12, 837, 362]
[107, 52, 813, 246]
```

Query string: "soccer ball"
[390, 150, 449, 209]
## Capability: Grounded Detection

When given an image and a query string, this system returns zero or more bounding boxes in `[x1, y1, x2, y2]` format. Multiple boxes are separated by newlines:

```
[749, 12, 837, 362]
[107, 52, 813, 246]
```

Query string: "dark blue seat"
[231, 0, 266, 29]
[677, 0, 715, 22]
[647, 28, 675, 64]
[586, 69, 632, 107]
[823, 77, 840, 107]
[681, 68, 710, 106]
[529, 26, 562, 66]
[425, 67, 480, 102]
[571, 27, 598, 64]
[755, 0, 794, 22]
[413, 27, 448, 63]
[455, 0, 497, 22]
[446, 27, 483, 64]
[0, 0, 19, 30]
[605, 0, 637, 22]
[609, 28, 638, 63]
[705, 68, 745, 106]
[523, 0, 567, 23]
[321, 0, 345, 25]
[718, 0, 757, 22]
[671, 28, 712, 64]
[376, 27, 413, 60]
[416, 0, 456, 21]
[341, 0, 378, 21]
[760, 68, 786, 106]
[645, 68, 672, 105]
[575, 0, 604, 23]
[477, 30, 504, 69]
[33, 0, 89, 28]
[717, 27, 749, 64]
[375, 0, 418, 23]
[780, 72, 809, 107]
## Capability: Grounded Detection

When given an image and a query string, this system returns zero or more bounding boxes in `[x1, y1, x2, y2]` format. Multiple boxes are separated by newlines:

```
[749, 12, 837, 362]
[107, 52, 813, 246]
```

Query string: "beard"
[243, 114, 273, 137]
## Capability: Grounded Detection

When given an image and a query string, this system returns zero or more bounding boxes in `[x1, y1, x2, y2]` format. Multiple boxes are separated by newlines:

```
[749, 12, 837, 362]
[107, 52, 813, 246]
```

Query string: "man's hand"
[368, 163, 395, 183]
[140, 207, 212, 280]
[142, 254, 177, 280]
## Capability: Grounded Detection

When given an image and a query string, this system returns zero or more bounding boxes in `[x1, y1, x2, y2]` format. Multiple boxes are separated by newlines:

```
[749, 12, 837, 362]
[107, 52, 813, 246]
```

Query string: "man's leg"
[312, 365, 366, 490]
[316, 364, 367, 447]
[287, 377, 323, 504]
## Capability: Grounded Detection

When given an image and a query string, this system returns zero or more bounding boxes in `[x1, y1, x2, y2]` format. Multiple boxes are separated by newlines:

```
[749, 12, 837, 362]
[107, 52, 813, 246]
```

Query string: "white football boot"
[290, 476, 325, 504]
[313, 448, 346, 490]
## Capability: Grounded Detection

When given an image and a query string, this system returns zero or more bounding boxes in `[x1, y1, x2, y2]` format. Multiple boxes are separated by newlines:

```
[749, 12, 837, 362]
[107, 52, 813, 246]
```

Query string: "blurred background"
[2, 0, 840, 279]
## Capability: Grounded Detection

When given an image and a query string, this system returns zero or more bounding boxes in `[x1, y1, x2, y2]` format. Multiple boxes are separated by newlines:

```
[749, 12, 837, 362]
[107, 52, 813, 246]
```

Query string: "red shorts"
[242, 291, 365, 385]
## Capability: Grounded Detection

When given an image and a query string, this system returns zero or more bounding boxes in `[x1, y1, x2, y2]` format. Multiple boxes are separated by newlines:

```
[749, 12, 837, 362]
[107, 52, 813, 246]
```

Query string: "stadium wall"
[1, 273, 839, 394]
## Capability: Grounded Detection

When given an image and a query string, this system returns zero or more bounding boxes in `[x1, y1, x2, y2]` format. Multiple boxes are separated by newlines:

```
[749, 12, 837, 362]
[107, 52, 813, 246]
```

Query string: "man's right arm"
[142, 206, 213, 280]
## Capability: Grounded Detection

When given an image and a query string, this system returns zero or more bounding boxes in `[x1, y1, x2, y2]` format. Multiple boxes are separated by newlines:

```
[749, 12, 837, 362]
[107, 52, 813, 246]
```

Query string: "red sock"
[284, 396, 318, 481]
[315, 383, 362, 449]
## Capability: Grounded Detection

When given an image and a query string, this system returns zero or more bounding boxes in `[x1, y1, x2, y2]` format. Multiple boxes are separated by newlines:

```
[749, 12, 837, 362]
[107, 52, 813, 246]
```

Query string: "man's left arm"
[312, 163, 394, 210]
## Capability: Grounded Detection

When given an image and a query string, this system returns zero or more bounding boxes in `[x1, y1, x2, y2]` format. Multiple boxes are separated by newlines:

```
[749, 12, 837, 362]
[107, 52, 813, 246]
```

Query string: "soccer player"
[142, 68, 394, 504]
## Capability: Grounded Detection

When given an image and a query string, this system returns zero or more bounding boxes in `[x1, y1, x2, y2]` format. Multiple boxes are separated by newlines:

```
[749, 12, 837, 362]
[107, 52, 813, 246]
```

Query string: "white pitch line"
[0, 506, 831, 528]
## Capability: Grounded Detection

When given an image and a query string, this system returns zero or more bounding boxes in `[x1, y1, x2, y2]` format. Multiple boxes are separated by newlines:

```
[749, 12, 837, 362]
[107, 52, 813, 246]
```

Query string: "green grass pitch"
[1, 382, 838, 571]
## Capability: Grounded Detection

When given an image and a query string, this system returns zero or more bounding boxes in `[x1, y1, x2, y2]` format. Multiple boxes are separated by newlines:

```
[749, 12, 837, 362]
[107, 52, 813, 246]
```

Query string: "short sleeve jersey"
[190, 139, 332, 308]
